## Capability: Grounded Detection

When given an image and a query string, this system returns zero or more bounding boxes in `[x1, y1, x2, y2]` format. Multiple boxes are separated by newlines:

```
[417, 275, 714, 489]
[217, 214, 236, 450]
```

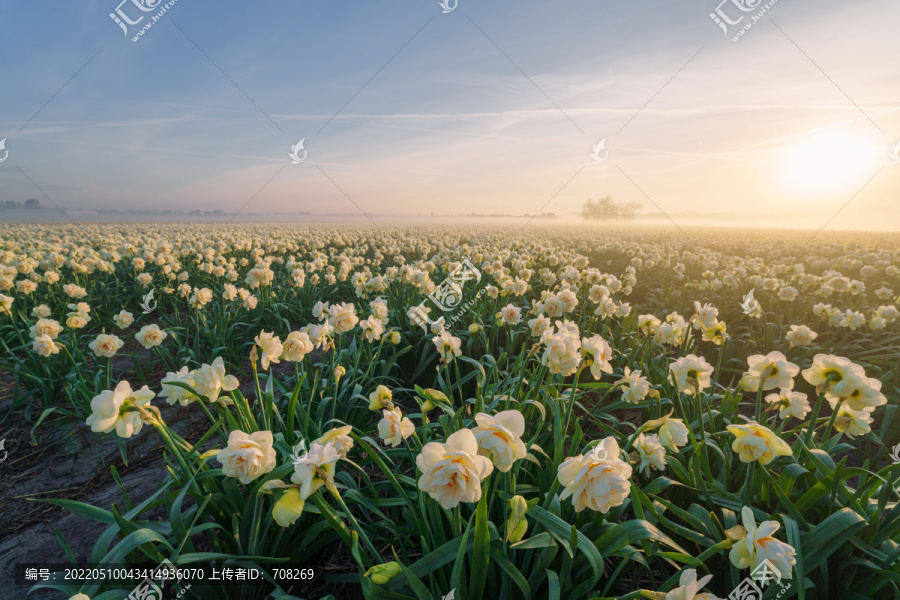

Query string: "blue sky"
[1, 0, 899, 229]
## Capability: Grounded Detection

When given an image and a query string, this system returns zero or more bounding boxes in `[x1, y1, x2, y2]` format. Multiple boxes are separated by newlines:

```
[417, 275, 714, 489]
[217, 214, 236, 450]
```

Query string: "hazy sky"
[1, 0, 899, 230]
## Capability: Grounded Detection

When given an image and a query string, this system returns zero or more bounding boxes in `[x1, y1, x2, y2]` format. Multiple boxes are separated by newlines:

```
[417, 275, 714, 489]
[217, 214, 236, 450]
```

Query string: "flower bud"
[423, 388, 448, 404]
[505, 495, 530, 543]
[468, 323, 483, 334]
[389, 331, 401, 344]
[334, 365, 346, 383]
[272, 488, 305, 527]
[199, 448, 221, 460]
[364, 561, 403, 585]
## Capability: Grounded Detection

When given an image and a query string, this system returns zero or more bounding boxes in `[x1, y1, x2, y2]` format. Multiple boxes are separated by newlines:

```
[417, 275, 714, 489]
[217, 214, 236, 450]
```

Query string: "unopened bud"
[364, 561, 403, 585]
[505, 495, 530, 543]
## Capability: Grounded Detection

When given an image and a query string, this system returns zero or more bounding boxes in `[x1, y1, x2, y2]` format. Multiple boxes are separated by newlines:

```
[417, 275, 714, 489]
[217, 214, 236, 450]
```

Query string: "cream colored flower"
[216, 430, 277, 484]
[528, 314, 552, 338]
[193, 357, 239, 402]
[433, 331, 462, 363]
[472, 410, 527, 472]
[313, 425, 355, 457]
[254, 330, 283, 370]
[32, 304, 52, 319]
[63, 283, 87, 298]
[312, 300, 331, 321]
[785, 324, 817, 348]
[836, 377, 887, 412]
[834, 406, 874, 438]
[360, 315, 384, 342]
[729, 506, 796, 579]
[581, 334, 613, 380]
[113, 310, 135, 328]
[638, 314, 661, 335]
[368, 385, 393, 410]
[726, 422, 792, 465]
[701, 320, 728, 346]
[66, 312, 90, 329]
[416, 429, 494, 509]
[668, 354, 714, 395]
[30, 318, 63, 339]
[32, 334, 60, 357]
[747, 351, 799, 391]
[378, 408, 415, 447]
[135, 324, 167, 349]
[282, 331, 314, 362]
[370, 297, 389, 324]
[328, 302, 359, 334]
[664, 569, 720, 600]
[85, 380, 155, 438]
[615, 367, 650, 404]
[692, 301, 719, 329]
[765, 389, 811, 420]
[0, 294, 13, 316]
[500, 304, 522, 325]
[88, 334, 124, 358]
[801, 354, 865, 399]
[291, 442, 340, 499]
[541, 328, 581, 377]
[160, 366, 197, 406]
[189, 287, 213, 308]
[658, 418, 689, 453]
[557, 436, 632, 513]
[635, 433, 666, 474]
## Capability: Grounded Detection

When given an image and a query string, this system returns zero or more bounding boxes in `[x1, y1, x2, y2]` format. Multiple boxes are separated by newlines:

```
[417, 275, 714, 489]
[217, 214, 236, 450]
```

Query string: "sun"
[782, 132, 879, 196]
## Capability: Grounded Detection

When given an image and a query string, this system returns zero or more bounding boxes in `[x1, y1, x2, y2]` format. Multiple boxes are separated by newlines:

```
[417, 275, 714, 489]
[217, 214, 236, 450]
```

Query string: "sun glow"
[782, 132, 879, 196]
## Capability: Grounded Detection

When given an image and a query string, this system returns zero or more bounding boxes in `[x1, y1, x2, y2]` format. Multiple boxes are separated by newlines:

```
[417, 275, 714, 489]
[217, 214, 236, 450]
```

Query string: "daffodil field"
[2, 223, 899, 600]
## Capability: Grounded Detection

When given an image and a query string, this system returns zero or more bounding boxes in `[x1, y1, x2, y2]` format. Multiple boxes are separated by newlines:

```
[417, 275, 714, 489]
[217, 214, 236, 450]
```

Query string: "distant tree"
[619, 200, 641, 221]
[25, 198, 41, 208]
[581, 197, 641, 221]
